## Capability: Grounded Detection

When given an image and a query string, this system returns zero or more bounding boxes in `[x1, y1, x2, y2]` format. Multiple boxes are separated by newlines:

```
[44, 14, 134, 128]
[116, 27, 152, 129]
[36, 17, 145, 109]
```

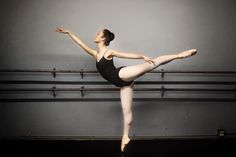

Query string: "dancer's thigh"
[119, 62, 156, 81]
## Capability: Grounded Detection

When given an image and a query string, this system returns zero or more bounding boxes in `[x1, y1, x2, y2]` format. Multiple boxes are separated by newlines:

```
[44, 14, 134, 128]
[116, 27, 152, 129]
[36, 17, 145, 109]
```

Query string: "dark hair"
[102, 29, 115, 46]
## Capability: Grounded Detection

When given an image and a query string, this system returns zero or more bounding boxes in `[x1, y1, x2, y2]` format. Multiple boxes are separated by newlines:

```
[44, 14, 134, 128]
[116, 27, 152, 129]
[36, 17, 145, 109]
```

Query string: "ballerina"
[55, 27, 197, 152]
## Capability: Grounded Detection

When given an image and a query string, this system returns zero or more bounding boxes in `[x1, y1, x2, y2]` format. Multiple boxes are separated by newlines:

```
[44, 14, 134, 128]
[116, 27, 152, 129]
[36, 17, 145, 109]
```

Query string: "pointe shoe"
[177, 49, 197, 59]
[121, 137, 131, 152]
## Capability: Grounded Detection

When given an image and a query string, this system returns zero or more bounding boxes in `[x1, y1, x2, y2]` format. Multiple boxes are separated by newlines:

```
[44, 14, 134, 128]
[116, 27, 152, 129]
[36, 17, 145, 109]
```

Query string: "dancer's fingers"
[55, 27, 62, 32]
[143, 56, 154, 64]
[147, 58, 155, 65]
[146, 59, 153, 65]
[55, 27, 68, 34]
[151, 59, 156, 65]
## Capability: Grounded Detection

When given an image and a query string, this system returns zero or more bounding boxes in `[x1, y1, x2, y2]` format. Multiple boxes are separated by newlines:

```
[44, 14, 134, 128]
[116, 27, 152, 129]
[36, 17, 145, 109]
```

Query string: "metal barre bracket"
[80, 86, 84, 97]
[51, 86, 56, 97]
[161, 85, 166, 98]
[161, 69, 165, 80]
[80, 69, 84, 79]
[52, 68, 56, 78]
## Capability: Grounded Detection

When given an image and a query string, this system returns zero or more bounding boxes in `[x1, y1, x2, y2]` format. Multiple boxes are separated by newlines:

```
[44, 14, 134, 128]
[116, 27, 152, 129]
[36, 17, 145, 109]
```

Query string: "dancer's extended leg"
[119, 49, 197, 82]
[120, 82, 134, 152]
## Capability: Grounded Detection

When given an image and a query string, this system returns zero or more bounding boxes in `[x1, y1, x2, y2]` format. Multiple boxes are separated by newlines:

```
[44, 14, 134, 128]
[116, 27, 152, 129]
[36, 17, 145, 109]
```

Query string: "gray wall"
[0, 0, 236, 138]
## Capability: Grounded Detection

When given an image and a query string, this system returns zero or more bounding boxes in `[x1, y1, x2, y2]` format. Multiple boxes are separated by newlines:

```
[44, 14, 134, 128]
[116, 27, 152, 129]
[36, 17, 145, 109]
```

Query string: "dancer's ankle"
[122, 134, 129, 139]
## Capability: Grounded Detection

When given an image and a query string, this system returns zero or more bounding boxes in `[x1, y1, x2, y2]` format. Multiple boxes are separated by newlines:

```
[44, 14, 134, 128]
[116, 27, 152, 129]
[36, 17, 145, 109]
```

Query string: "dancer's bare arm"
[111, 50, 155, 65]
[55, 27, 97, 58]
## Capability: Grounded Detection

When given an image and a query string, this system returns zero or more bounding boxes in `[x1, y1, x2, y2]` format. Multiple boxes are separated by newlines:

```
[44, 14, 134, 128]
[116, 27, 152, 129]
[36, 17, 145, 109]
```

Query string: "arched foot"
[121, 136, 131, 152]
[177, 49, 197, 59]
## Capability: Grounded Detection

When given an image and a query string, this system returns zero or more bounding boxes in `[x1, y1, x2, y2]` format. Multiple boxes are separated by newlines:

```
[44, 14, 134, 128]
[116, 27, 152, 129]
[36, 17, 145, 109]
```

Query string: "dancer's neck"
[97, 43, 107, 53]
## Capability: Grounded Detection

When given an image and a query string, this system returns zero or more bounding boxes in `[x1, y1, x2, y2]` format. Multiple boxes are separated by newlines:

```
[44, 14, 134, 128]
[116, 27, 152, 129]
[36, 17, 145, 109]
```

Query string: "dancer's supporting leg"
[120, 82, 134, 152]
[119, 49, 197, 82]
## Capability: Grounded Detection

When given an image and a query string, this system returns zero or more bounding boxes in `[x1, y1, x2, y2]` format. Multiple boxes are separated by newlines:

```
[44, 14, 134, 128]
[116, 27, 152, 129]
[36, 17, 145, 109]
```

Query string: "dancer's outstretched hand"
[143, 56, 156, 65]
[55, 27, 70, 34]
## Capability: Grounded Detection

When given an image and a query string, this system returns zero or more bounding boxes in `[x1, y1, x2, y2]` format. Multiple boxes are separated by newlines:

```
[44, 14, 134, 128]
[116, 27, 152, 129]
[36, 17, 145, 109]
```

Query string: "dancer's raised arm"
[55, 27, 97, 58]
[111, 50, 155, 65]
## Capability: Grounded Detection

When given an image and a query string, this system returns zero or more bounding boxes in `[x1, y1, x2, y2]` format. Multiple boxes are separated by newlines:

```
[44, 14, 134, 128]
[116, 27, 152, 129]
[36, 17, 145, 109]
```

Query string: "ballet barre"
[1, 68, 236, 79]
[0, 68, 236, 102]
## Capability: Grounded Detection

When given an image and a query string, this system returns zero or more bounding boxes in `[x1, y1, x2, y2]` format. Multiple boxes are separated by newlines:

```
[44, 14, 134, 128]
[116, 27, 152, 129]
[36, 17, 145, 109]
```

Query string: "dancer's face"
[94, 30, 105, 43]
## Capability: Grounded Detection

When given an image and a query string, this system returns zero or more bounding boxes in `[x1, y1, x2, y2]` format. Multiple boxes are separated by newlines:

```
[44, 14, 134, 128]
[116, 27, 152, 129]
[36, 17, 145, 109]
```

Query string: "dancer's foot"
[177, 49, 197, 59]
[121, 136, 131, 152]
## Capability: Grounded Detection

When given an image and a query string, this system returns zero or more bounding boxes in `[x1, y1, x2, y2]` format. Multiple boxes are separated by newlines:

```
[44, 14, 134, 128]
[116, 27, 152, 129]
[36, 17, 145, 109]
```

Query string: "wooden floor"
[1, 138, 236, 157]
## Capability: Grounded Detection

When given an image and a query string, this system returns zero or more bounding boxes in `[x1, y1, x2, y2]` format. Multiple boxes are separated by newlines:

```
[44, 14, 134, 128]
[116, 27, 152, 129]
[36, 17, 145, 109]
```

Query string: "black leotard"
[96, 53, 134, 87]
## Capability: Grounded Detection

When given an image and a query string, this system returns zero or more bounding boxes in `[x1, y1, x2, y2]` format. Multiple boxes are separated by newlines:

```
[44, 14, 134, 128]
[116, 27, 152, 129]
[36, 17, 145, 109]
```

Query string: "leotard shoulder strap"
[96, 49, 109, 63]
